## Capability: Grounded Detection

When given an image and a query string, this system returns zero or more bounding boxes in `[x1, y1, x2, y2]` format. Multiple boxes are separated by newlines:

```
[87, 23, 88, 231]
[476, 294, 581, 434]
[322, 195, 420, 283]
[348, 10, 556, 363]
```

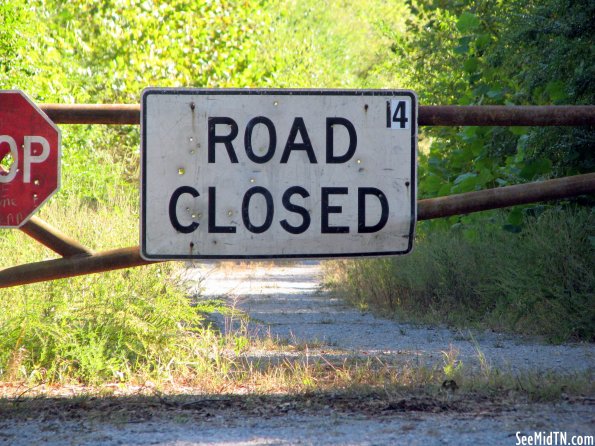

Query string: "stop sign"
[0, 90, 61, 228]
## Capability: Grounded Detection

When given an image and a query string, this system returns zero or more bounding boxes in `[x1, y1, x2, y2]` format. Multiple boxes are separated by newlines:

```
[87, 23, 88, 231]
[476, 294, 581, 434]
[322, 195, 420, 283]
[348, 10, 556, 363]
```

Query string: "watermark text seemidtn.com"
[516, 432, 594, 446]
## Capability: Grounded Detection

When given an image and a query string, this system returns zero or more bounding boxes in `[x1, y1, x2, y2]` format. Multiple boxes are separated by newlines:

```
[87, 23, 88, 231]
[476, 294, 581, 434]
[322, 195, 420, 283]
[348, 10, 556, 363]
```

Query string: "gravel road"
[1, 261, 593, 445]
[186, 262, 593, 375]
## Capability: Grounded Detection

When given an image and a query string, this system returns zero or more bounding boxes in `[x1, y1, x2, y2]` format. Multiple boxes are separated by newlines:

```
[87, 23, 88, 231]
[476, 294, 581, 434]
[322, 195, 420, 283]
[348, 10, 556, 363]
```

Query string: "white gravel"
[1, 261, 593, 445]
[185, 262, 594, 375]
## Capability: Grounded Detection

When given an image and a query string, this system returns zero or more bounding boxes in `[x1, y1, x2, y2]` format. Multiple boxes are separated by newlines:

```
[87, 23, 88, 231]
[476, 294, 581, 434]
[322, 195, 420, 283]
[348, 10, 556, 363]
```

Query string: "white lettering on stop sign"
[23, 136, 51, 183]
[0, 135, 50, 183]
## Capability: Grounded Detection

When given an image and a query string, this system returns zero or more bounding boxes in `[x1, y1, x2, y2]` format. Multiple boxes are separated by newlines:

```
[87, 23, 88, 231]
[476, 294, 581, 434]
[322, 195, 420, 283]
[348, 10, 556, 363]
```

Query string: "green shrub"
[326, 207, 595, 342]
[0, 195, 213, 384]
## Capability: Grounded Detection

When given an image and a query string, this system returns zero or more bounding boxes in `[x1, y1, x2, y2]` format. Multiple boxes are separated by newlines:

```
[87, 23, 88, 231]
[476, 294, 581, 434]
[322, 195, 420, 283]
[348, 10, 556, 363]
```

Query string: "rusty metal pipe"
[419, 105, 595, 126]
[20, 216, 93, 257]
[0, 247, 155, 288]
[2, 173, 594, 289]
[417, 172, 595, 220]
[40, 104, 595, 126]
[41, 104, 140, 125]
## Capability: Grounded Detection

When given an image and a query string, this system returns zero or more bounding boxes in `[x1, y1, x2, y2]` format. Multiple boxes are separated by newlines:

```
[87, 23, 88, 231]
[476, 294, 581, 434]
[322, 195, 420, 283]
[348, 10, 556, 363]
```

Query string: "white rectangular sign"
[141, 89, 417, 260]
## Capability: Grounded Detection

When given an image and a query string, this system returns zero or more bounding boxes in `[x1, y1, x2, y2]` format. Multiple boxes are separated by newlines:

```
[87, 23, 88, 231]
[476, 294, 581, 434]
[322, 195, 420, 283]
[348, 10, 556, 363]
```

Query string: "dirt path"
[2, 401, 593, 446]
[187, 262, 593, 375]
[1, 262, 593, 445]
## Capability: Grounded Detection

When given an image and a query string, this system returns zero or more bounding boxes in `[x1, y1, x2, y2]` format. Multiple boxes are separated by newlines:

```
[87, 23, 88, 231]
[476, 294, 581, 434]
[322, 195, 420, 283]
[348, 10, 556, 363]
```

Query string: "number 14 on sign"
[388, 98, 411, 130]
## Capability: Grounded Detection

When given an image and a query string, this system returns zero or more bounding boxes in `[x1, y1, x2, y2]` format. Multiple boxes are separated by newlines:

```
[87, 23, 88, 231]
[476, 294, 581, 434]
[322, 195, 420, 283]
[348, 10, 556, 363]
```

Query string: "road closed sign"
[141, 89, 417, 260]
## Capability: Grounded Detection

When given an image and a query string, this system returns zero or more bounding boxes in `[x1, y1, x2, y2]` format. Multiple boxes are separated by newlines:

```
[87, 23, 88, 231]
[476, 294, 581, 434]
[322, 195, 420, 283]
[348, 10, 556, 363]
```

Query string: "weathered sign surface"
[141, 89, 416, 260]
[0, 90, 61, 228]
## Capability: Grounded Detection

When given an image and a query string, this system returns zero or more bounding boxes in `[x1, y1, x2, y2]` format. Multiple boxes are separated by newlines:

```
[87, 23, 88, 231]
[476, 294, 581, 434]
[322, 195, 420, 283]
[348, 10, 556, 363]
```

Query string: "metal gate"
[2, 103, 594, 288]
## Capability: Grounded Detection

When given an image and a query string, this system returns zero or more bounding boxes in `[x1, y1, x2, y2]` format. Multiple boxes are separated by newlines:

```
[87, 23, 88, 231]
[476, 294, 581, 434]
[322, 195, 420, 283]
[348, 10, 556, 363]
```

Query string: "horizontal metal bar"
[40, 104, 595, 126]
[1, 173, 593, 288]
[420, 105, 595, 126]
[417, 172, 595, 220]
[20, 216, 93, 257]
[0, 247, 155, 288]
[41, 104, 140, 125]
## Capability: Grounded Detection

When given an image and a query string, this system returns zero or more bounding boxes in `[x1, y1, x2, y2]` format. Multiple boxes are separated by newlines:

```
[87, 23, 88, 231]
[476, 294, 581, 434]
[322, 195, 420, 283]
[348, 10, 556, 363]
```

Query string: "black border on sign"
[140, 88, 417, 260]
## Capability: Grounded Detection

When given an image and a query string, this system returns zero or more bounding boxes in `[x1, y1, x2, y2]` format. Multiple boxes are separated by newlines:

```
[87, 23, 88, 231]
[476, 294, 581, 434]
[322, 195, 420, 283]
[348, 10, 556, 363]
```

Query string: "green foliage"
[494, 0, 595, 176]
[0, 1, 25, 83]
[326, 208, 595, 342]
[366, 0, 594, 208]
[0, 197, 212, 384]
[0, 269, 202, 384]
[340, 0, 594, 342]
[254, 0, 407, 89]
[0, 0, 284, 385]
[37, 0, 273, 102]
[0, 1, 39, 91]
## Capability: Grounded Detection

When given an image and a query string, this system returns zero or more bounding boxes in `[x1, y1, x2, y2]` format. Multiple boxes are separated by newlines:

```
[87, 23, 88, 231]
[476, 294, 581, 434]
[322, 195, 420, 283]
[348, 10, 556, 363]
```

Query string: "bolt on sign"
[0, 90, 61, 228]
[141, 89, 417, 260]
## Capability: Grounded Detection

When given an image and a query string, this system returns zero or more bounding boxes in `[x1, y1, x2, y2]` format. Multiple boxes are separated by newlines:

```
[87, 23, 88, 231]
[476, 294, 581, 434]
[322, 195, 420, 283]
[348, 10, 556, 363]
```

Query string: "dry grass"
[1, 339, 592, 405]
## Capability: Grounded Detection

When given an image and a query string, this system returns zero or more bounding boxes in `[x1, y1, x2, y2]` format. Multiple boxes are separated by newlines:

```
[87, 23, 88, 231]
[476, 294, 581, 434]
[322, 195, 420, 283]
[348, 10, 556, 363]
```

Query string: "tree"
[369, 0, 594, 209]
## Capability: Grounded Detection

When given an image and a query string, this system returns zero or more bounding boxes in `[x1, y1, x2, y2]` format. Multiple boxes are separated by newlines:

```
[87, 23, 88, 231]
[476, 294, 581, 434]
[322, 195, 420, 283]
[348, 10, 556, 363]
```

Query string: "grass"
[3, 210, 590, 401]
[0, 200, 214, 385]
[1, 198, 592, 401]
[1, 338, 592, 406]
[0, 122, 224, 385]
[324, 207, 595, 343]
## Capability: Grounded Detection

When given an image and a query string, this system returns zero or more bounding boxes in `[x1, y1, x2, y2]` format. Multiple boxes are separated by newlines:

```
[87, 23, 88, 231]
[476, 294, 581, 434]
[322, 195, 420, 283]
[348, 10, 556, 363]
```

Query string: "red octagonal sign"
[0, 90, 61, 227]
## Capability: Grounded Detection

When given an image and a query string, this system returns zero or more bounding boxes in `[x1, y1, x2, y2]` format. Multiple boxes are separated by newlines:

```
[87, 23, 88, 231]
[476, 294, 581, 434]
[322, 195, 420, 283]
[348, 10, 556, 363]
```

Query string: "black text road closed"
[141, 89, 417, 260]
